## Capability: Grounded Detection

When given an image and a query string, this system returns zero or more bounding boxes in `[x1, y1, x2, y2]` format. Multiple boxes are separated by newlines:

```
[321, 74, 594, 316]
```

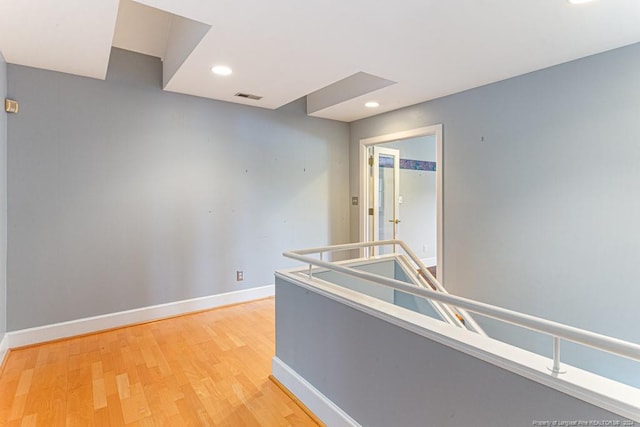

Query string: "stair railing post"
[549, 336, 566, 374]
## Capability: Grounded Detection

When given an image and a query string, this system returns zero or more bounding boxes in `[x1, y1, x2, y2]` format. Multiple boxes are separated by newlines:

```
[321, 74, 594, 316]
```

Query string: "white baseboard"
[420, 257, 437, 267]
[7, 285, 275, 349]
[272, 356, 360, 427]
[0, 333, 8, 368]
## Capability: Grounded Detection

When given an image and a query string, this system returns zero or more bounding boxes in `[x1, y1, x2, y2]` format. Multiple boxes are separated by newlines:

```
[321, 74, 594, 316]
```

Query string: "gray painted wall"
[349, 42, 640, 386]
[0, 52, 7, 339]
[6, 48, 350, 331]
[276, 279, 626, 427]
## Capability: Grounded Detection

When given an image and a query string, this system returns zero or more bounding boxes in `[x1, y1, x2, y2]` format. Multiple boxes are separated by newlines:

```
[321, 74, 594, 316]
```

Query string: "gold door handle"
[388, 219, 401, 224]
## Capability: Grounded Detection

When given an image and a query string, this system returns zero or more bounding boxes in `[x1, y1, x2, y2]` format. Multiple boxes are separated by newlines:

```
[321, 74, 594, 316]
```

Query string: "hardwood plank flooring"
[0, 298, 319, 426]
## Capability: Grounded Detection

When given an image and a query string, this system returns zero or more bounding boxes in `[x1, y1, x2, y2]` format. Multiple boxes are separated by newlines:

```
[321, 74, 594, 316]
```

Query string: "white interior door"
[371, 147, 400, 255]
[360, 124, 443, 281]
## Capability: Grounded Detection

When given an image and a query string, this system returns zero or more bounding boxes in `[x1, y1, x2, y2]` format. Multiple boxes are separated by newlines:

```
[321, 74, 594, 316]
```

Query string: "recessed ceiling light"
[567, 0, 597, 4]
[365, 101, 380, 108]
[211, 65, 233, 76]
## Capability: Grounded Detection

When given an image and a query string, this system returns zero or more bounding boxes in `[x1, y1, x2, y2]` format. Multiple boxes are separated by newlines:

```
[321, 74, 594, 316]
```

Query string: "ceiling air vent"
[234, 92, 263, 101]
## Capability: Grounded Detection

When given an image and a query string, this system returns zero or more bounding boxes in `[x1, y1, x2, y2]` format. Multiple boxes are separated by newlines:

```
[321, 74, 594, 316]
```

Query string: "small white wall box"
[5, 98, 19, 113]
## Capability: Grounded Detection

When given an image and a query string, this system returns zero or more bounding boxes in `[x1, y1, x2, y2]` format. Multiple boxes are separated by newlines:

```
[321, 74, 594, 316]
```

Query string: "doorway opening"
[359, 125, 443, 281]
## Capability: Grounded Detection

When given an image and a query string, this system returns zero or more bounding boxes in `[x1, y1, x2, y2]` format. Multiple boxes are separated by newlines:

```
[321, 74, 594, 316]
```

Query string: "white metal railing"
[393, 254, 467, 330]
[392, 242, 486, 336]
[290, 239, 482, 333]
[283, 239, 640, 374]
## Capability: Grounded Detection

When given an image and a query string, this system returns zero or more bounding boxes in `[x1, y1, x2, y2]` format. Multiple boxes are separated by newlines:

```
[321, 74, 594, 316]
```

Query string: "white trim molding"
[0, 333, 9, 368]
[6, 285, 275, 349]
[272, 356, 361, 427]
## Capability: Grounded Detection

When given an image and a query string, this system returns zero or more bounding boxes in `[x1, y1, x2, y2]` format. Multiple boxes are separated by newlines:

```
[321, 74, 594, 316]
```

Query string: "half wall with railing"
[273, 240, 640, 426]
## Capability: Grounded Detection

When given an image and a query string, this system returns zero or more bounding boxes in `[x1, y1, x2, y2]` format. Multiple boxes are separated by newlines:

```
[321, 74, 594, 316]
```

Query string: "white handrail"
[291, 239, 396, 256]
[293, 238, 488, 335]
[394, 240, 487, 336]
[283, 241, 640, 364]
[393, 254, 466, 329]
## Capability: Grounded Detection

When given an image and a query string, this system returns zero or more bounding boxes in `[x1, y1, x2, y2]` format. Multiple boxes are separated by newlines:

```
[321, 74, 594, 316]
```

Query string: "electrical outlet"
[423, 244, 428, 253]
[236, 271, 244, 281]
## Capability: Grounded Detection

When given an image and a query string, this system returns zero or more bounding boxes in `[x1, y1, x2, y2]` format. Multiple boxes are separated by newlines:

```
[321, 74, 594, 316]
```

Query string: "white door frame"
[359, 124, 444, 281]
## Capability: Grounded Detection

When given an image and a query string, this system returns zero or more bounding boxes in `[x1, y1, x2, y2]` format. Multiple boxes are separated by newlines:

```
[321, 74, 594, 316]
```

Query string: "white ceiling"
[1, 0, 640, 122]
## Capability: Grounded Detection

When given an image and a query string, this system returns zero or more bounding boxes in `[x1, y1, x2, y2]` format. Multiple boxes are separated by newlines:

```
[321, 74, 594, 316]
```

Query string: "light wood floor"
[0, 298, 319, 426]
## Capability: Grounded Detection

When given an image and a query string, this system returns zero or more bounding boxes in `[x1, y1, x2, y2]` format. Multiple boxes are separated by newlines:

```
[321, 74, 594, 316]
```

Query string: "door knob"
[388, 219, 401, 224]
